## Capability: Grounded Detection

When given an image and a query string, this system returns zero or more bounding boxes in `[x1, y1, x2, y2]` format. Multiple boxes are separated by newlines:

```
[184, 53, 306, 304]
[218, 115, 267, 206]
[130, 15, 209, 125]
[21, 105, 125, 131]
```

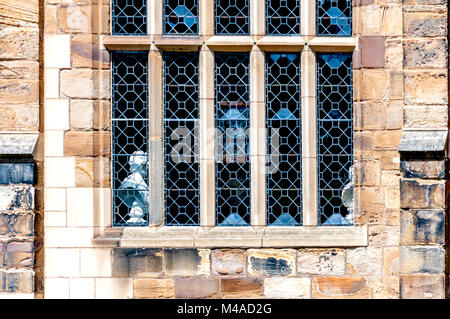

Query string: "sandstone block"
[403, 13, 446, 37]
[174, 277, 219, 298]
[346, 247, 382, 275]
[400, 246, 445, 274]
[58, 5, 92, 33]
[404, 71, 447, 105]
[400, 180, 444, 209]
[221, 278, 264, 298]
[134, 278, 174, 299]
[400, 275, 444, 299]
[400, 210, 445, 245]
[264, 277, 310, 299]
[369, 276, 399, 299]
[247, 249, 296, 276]
[374, 130, 402, 149]
[297, 249, 345, 276]
[0, 26, 39, 60]
[360, 36, 385, 68]
[0, 270, 34, 293]
[64, 131, 111, 157]
[368, 225, 400, 246]
[61, 69, 110, 99]
[112, 248, 162, 277]
[4, 241, 34, 268]
[164, 249, 210, 276]
[383, 247, 400, 275]
[404, 39, 447, 69]
[70, 100, 94, 130]
[71, 35, 109, 69]
[211, 249, 245, 275]
[359, 69, 389, 101]
[312, 276, 371, 299]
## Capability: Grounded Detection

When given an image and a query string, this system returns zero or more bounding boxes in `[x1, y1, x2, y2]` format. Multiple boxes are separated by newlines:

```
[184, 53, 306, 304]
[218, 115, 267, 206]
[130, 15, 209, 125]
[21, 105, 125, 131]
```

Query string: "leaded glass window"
[112, 0, 147, 35]
[112, 51, 149, 226]
[317, 0, 352, 36]
[163, 0, 199, 34]
[266, 53, 302, 226]
[266, 0, 301, 35]
[215, 0, 250, 35]
[215, 52, 251, 226]
[317, 53, 353, 225]
[163, 52, 200, 226]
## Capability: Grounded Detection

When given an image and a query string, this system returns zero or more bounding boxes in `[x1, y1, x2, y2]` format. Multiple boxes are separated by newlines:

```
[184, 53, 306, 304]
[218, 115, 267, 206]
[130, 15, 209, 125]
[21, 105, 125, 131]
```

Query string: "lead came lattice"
[266, 0, 301, 35]
[317, 53, 353, 225]
[164, 52, 200, 226]
[215, 52, 251, 226]
[266, 53, 302, 226]
[112, 51, 149, 226]
[215, 0, 250, 35]
[112, 0, 147, 35]
[316, 0, 352, 36]
[164, 0, 199, 34]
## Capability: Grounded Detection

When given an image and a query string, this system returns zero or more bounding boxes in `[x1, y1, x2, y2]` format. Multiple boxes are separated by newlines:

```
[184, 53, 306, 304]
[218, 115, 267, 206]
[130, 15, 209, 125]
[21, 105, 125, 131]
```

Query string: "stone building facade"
[0, 0, 448, 299]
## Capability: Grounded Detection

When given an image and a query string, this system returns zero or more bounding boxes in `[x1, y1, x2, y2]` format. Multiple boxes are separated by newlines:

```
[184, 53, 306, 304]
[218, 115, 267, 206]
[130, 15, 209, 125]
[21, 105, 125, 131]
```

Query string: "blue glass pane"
[317, 53, 353, 226]
[164, 0, 199, 34]
[112, 52, 149, 226]
[215, 53, 251, 226]
[112, 0, 147, 35]
[215, 0, 250, 35]
[266, 53, 302, 226]
[317, 0, 352, 36]
[266, 0, 301, 35]
[164, 52, 200, 226]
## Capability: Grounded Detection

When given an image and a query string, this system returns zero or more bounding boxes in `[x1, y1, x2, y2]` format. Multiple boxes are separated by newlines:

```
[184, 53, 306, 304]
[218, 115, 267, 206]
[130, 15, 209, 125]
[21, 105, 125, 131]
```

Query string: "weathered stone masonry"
[0, 0, 449, 298]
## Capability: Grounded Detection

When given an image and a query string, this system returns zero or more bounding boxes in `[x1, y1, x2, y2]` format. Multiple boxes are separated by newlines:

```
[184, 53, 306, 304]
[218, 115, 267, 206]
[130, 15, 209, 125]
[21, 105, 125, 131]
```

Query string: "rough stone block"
[368, 225, 400, 246]
[400, 210, 445, 245]
[70, 100, 94, 130]
[4, 241, 34, 268]
[247, 249, 296, 276]
[0, 26, 39, 60]
[403, 39, 447, 69]
[400, 180, 444, 209]
[112, 248, 162, 277]
[61, 69, 110, 100]
[0, 213, 34, 237]
[400, 160, 445, 179]
[58, 5, 92, 33]
[0, 270, 34, 293]
[164, 249, 209, 276]
[174, 277, 219, 298]
[404, 71, 447, 105]
[312, 277, 371, 299]
[369, 276, 400, 299]
[403, 105, 448, 129]
[400, 275, 444, 299]
[400, 246, 445, 274]
[383, 247, 400, 275]
[264, 278, 311, 299]
[297, 249, 345, 276]
[359, 69, 389, 101]
[403, 13, 446, 37]
[211, 249, 245, 275]
[221, 278, 264, 298]
[134, 278, 174, 299]
[0, 164, 35, 185]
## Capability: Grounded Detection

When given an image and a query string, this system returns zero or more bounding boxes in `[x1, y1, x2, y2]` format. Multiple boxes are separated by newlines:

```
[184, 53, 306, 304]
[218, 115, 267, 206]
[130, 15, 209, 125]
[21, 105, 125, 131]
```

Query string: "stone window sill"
[93, 225, 367, 248]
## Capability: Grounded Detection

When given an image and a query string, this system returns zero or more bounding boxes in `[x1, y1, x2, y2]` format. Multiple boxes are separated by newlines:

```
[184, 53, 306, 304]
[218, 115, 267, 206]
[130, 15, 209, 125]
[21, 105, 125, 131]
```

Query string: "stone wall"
[38, 0, 449, 299]
[0, 0, 40, 298]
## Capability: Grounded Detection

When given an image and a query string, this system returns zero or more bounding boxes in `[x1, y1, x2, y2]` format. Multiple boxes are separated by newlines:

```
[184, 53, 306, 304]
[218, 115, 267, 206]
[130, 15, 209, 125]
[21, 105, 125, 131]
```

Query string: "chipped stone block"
[401, 210, 445, 245]
[0, 164, 35, 185]
[174, 277, 219, 298]
[221, 278, 263, 298]
[112, 248, 162, 278]
[400, 160, 445, 179]
[0, 185, 34, 211]
[164, 249, 209, 276]
[400, 180, 445, 209]
[247, 249, 296, 276]
[297, 249, 345, 276]
[211, 249, 245, 275]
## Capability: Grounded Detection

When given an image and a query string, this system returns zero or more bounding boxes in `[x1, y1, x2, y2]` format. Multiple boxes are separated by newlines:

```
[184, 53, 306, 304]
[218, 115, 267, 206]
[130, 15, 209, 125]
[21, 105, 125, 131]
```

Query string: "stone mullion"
[199, 46, 216, 227]
[149, 47, 163, 226]
[250, 47, 266, 226]
[250, 0, 265, 37]
[301, 47, 318, 226]
[149, 0, 162, 36]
